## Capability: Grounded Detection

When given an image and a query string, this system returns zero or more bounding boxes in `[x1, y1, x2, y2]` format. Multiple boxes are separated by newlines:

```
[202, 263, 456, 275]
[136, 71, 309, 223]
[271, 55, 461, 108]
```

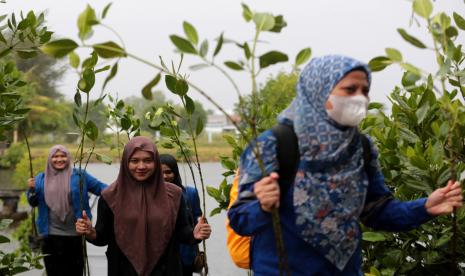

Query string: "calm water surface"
[5, 162, 245, 276]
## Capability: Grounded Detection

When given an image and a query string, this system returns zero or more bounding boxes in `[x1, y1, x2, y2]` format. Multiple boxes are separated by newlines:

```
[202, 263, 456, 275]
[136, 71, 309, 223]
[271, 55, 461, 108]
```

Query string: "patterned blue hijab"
[279, 55, 371, 270]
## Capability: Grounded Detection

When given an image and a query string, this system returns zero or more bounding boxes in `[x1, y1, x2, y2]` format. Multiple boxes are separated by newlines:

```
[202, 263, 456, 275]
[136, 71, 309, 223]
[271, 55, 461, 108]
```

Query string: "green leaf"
[74, 91, 82, 107]
[253, 13, 275, 31]
[401, 71, 421, 87]
[165, 75, 177, 94]
[102, 62, 118, 90]
[40, 39, 79, 58]
[0, 235, 10, 243]
[96, 153, 112, 165]
[0, 47, 11, 58]
[209, 207, 223, 216]
[269, 15, 287, 33]
[206, 186, 221, 201]
[295, 48, 311, 66]
[183, 21, 199, 45]
[445, 26, 458, 37]
[241, 3, 253, 22]
[120, 117, 131, 131]
[369, 266, 382, 276]
[385, 48, 403, 62]
[94, 65, 110, 74]
[93, 41, 126, 58]
[243, 42, 251, 60]
[184, 95, 195, 114]
[16, 50, 38, 59]
[415, 104, 429, 124]
[196, 117, 204, 136]
[141, 73, 161, 100]
[413, 0, 433, 19]
[199, 39, 208, 57]
[368, 102, 383, 110]
[0, 31, 6, 44]
[39, 31, 53, 44]
[85, 120, 99, 141]
[362, 231, 387, 242]
[213, 32, 224, 57]
[102, 2, 112, 19]
[224, 61, 243, 71]
[17, 18, 29, 30]
[259, 51, 288, 69]
[400, 62, 421, 77]
[116, 99, 124, 110]
[175, 79, 189, 96]
[81, 51, 99, 68]
[397, 28, 427, 49]
[221, 158, 236, 170]
[453, 12, 465, 30]
[368, 56, 392, 72]
[77, 4, 98, 40]
[78, 68, 95, 93]
[72, 112, 81, 128]
[169, 35, 197, 54]
[189, 63, 210, 71]
[69, 51, 80, 69]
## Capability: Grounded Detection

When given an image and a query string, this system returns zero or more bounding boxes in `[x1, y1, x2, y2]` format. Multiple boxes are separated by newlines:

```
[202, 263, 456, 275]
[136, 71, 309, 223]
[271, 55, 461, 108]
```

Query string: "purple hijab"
[44, 145, 73, 222]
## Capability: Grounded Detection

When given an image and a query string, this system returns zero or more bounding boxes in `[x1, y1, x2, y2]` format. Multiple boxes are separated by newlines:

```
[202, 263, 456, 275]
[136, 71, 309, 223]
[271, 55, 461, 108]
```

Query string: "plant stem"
[77, 91, 91, 276]
[202, 57, 242, 98]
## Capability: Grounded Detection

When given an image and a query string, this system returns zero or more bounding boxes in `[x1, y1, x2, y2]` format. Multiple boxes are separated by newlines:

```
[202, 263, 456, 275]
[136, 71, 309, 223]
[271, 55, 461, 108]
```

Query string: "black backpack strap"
[271, 124, 300, 197]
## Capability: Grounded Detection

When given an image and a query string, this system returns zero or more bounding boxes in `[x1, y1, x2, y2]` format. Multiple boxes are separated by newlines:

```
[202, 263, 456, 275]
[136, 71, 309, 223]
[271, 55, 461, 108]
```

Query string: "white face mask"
[325, 94, 369, 127]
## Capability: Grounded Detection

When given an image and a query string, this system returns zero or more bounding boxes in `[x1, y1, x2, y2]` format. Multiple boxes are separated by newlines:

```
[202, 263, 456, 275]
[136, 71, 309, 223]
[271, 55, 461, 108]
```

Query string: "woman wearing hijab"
[228, 55, 463, 275]
[159, 154, 204, 276]
[75, 136, 211, 276]
[27, 145, 107, 276]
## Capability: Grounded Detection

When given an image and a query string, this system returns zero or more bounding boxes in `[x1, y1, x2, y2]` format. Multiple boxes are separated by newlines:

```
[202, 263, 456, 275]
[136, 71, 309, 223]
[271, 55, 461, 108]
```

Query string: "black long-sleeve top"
[89, 197, 198, 276]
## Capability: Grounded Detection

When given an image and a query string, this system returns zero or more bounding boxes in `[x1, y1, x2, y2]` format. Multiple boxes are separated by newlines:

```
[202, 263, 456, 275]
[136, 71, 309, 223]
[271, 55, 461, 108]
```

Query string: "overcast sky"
[4, 0, 464, 112]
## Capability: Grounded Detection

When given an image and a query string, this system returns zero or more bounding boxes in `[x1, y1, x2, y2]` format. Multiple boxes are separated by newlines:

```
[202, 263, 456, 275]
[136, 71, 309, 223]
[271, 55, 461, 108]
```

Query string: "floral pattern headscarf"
[278, 55, 371, 270]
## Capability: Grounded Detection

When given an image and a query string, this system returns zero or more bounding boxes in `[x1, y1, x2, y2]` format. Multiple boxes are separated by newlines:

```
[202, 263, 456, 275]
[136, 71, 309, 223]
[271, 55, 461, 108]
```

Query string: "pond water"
[2, 162, 245, 276]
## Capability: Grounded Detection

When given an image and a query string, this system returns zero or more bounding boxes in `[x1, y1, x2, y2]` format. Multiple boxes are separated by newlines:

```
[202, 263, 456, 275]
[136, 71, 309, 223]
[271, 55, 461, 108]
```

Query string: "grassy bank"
[28, 133, 234, 163]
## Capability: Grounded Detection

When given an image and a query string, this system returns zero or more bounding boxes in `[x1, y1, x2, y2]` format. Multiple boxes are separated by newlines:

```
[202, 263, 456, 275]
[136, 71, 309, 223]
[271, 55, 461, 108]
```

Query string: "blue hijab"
[279, 55, 371, 270]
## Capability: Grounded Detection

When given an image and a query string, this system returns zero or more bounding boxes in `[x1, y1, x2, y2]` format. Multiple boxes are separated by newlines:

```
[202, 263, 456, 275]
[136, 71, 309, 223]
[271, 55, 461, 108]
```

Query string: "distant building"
[205, 113, 240, 142]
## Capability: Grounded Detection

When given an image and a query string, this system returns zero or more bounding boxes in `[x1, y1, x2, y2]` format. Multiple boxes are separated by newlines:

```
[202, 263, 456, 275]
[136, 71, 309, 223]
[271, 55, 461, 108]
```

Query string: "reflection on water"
[13, 162, 245, 276]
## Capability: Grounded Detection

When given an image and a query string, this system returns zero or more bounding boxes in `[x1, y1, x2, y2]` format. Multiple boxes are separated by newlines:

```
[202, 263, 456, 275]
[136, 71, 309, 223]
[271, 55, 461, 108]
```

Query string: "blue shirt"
[228, 130, 433, 276]
[180, 186, 202, 266]
[27, 168, 108, 236]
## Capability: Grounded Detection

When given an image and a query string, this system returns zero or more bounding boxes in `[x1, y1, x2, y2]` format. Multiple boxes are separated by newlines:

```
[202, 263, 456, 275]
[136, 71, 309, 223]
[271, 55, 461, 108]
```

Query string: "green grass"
[28, 132, 234, 162]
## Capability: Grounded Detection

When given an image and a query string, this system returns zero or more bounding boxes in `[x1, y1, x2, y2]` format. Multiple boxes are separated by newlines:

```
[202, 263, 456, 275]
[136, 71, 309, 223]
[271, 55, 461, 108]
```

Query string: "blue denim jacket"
[27, 168, 108, 236]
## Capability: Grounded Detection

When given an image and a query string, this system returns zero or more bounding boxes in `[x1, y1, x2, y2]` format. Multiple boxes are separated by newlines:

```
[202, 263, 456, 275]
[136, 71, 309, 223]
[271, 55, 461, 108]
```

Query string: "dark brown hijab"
[102, 136, 182, 276]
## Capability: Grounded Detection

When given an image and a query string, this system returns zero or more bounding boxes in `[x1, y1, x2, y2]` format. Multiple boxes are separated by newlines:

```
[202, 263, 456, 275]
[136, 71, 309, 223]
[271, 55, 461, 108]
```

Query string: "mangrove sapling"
[147, 102, 210, 273]
[0, 9, 52, 275]
[105, 94, 142, 160]
[364, 0, 465, 274]
[146, 55, 212, 272]
[71, 51, 112, 276]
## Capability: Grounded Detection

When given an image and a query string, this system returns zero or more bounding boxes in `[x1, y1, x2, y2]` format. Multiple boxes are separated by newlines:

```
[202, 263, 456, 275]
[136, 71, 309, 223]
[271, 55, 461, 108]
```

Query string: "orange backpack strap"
[226, 170, 251, 269]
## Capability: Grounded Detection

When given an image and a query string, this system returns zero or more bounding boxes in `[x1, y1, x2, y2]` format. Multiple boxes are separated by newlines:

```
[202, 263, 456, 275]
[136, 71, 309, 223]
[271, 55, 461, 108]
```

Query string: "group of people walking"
[26, 55, 463, 276]
[27, 137, 210, 276]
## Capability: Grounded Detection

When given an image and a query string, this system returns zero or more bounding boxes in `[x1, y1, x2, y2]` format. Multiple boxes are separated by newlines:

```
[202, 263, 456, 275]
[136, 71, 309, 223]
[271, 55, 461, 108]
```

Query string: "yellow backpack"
[225, 170, 250, 269]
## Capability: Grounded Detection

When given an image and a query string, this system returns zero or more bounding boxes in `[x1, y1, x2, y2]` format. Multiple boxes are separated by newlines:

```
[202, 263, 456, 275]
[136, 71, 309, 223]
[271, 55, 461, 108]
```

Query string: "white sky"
[3, 0, 464, 111]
